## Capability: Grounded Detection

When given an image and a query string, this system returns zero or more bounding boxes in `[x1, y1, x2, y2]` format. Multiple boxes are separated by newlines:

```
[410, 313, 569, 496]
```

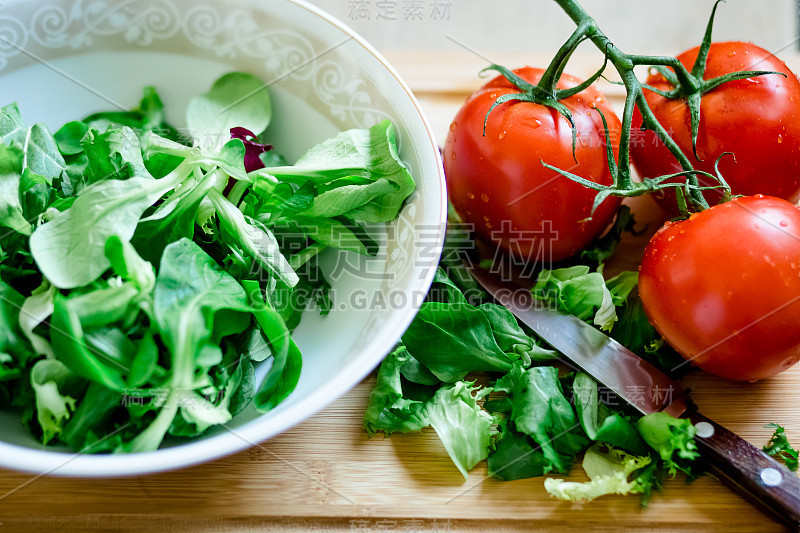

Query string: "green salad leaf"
[572, 372, 648, 455]
[488, 420, 549, 481]
[425, 381, 497, 479]
[29, 171, 178, 289]
[402, 301, 515, 382]
[0, 103, 27, 146]
[495, 365, 589, 474]
[637, 411, 700, 476]
[0, 144, 32, 236]
[363, 345, 433, 436]
[763, 423, 799, 471]
[31, 359, 79, 444]
[544, 443, 652, 502]
[532, 266, 619, 331]
[186, 72, 272, 147]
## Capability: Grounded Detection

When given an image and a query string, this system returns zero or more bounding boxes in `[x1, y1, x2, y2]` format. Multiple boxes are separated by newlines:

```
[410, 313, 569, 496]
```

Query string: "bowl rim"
[0, 0, 447, 477]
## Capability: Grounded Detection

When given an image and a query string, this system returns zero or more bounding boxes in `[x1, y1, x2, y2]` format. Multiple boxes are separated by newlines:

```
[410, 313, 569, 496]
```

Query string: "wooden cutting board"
[0, 365, 798, 532]
[0, 56, 798, 532]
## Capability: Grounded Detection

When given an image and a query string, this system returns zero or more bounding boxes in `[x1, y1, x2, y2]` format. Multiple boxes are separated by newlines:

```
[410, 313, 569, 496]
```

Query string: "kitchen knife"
[469, 264, 800, 529]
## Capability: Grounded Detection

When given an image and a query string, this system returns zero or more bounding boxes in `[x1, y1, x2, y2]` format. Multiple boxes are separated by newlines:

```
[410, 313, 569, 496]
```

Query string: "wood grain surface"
[0, 58, 798, 533]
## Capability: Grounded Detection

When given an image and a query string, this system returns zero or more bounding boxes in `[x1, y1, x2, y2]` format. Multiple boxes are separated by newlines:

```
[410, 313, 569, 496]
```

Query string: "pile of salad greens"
[363, 221, 703, 504]
[0, 71, 415, 452]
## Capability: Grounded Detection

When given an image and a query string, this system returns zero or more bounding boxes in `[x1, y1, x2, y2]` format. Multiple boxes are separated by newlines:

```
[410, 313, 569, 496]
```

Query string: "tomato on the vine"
[631, 42, 800, 215]
[638, 195, 800, 381]
[443, 67, 621, 264]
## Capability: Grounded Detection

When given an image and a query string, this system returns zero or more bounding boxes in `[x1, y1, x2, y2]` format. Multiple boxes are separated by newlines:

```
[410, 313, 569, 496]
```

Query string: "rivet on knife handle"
[685, 410, 800, 530]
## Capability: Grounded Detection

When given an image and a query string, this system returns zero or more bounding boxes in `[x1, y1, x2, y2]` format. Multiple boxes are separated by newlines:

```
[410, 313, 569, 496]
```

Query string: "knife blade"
[469, 265, 688, 416]
[468, 264, 800, 529]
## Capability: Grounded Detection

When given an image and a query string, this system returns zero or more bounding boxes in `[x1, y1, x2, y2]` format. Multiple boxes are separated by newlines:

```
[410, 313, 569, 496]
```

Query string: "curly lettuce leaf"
[532, 266, 625, 332]
[637, 412, 699, 476]
[544, 442, 652, 502]
[425, 381, 497, 479]
[763, 423, 799, 471]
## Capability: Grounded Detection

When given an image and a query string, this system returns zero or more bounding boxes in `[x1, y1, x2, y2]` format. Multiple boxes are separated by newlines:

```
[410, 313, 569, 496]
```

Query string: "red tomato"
[631, 42, 800, 216]
[443, 67, 621, 263]
[639, 195, 800, 381]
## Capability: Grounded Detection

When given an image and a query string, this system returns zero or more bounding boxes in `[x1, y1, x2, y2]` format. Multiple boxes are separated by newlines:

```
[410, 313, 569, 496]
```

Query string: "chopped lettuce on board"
[364, 257, 704, 504]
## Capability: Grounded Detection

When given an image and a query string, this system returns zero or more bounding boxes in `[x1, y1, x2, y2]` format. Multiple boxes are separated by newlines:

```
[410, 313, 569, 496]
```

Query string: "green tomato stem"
[482, 0, 761, 214]
[552, 0, 711, 211]
[536, 20, 593, 96]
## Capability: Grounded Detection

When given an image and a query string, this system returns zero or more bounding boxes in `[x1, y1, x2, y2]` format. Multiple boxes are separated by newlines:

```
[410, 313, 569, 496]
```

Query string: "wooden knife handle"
[685, 409, 800, 529]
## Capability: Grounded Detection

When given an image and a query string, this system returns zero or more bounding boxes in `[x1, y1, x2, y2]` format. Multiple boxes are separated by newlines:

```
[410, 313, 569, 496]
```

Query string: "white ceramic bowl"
[0, 0, 445, 476]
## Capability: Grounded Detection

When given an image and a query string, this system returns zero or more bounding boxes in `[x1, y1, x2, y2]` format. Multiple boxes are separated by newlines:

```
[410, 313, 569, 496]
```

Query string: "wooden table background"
[1, 56, 799, 532]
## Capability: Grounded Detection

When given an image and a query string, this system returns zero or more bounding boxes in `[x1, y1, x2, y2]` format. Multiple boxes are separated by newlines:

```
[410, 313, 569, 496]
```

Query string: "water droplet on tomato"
[486, 222, 492, 230]
[778, 134, 784, 144]
[490, 92, 497, 99]
[449, 122, 457, 131]
[481, 193, 490, 203]
[728, 51, 736, 57]
[781, 220, 789, 227]
[450, 151, 456, 160]
[499, 131, 506, 139]
[467, 192, 475, 200]
[483, 215, 489, 222]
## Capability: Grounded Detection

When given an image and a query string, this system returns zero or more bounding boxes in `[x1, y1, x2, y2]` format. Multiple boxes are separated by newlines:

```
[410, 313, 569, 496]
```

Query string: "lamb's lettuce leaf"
[0, 71, 417, 456]
[186, 72, 272, 148]
[31, 359, 80, 444]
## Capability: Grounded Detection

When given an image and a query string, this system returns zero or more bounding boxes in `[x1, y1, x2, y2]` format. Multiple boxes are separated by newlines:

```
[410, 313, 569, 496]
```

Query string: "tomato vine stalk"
[483, 0, 783, 216]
